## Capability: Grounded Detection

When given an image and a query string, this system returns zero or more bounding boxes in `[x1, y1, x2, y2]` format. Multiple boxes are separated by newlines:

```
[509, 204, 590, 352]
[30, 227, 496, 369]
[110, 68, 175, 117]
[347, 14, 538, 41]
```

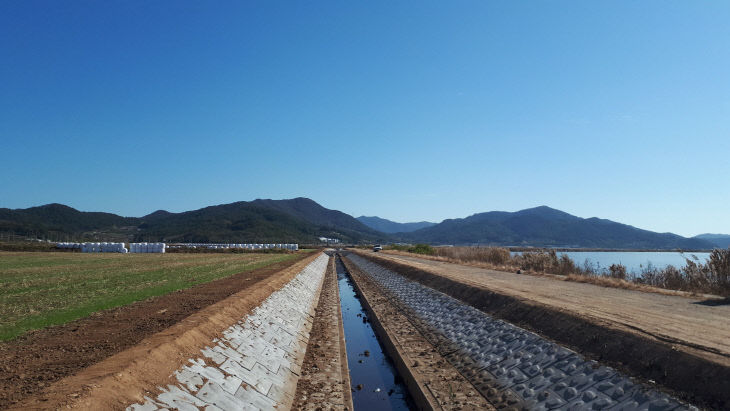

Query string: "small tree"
[608, 264, 627, 280]
[409, 244, 435, 255]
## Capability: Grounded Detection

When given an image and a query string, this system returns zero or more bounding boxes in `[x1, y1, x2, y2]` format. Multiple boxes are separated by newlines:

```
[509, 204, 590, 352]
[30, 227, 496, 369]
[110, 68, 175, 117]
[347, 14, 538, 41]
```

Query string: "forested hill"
[400, 206, 714, 250]
[1, 201, 717, 250]
[0, 198, 385, 243]
[357, 216, 436, 233]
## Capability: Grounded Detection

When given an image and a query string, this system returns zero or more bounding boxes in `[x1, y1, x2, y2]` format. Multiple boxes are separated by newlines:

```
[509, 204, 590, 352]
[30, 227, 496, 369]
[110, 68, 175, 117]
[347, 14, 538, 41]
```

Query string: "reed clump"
[636, 248, 730, 295]
[388, 243, 435, 255]
[432, 246, 511, 266]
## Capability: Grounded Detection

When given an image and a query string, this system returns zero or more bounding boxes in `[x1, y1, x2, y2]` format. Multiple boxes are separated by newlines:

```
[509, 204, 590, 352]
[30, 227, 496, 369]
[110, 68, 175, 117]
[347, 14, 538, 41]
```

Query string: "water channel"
[335, 255, 413, 410]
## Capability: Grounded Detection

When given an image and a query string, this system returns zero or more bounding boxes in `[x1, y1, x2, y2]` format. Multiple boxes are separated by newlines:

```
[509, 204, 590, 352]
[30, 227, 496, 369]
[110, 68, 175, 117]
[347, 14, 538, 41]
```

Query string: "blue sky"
[1, 1, 728, 237]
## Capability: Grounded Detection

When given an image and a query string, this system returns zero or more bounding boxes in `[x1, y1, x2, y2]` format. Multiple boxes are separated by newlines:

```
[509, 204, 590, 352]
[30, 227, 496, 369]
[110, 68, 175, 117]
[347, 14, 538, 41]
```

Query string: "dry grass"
[383, 248, 517, 273]
[432, 246, 511, 265]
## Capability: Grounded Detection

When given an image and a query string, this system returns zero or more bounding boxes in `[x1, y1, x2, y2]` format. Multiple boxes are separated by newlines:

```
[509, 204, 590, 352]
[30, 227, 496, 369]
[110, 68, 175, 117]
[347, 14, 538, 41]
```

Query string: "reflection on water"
[561, 251, 711, 273]
[336, 257, 413, 410]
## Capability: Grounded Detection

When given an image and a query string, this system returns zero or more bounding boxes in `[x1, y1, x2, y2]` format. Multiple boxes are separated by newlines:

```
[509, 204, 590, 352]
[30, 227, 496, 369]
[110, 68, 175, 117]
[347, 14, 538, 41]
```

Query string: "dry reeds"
[432, 246, 511, 266]
[636, 248, 730, 296]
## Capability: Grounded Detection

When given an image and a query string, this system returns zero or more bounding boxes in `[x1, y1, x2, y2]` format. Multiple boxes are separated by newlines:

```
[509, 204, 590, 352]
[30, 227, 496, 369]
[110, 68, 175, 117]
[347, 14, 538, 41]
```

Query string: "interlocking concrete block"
[174, 367, 205, 392]
[127, 398, 163, 411]
[126, 254, 329, 411]
[235, 383, 278, 410]
[195, 380, 244, 409]
[156, 385, 208, 411]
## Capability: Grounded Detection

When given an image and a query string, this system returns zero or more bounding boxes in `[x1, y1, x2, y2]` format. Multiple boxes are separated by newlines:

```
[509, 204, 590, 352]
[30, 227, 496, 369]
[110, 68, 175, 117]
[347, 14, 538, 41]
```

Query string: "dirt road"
[371, 251, 730, 364]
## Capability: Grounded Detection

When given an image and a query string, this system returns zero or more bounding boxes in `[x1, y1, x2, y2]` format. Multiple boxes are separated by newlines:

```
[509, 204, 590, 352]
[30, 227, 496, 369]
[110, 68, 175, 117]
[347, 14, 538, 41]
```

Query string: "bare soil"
[293, 256, 354, 410]
[358, 250, 730, 410]
[0, 252, 312, 410]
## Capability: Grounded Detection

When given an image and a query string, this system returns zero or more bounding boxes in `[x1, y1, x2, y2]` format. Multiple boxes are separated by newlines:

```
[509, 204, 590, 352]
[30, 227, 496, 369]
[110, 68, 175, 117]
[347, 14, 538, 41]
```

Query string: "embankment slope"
[355, 250, 730, 409]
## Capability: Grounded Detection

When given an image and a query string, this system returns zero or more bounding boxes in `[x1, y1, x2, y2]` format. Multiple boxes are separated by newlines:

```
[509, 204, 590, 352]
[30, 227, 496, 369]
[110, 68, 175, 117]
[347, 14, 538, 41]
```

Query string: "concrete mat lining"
[126, 254, 329, 411]
[346, 254, 695, 411]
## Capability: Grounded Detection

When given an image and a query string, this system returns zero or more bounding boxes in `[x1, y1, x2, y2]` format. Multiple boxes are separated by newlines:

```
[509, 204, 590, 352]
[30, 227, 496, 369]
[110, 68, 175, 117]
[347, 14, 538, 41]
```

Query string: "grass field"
[0, 251, 305, 341]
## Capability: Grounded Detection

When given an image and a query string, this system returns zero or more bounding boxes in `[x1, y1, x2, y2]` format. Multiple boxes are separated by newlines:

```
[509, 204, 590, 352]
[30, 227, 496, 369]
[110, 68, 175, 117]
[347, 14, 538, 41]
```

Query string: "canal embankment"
[8, 252, 324, 411]
[345, 252, 704, 410]
[123, 253, 330, 410]
[341, 254, 494, 410]
[293, 254, 354, 410]
[354, 249, 730, 410]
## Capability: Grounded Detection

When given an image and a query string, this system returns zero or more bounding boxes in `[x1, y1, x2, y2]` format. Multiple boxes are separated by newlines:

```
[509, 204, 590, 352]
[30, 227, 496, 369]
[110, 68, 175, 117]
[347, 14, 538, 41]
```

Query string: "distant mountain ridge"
[0, 198, 384, 243]
[357, 216, 436, 233]
[693, 234, 730, 249]
[0, 203, 137, 235]
[0, 201, 718, 250]
[400, 206, 715, 250]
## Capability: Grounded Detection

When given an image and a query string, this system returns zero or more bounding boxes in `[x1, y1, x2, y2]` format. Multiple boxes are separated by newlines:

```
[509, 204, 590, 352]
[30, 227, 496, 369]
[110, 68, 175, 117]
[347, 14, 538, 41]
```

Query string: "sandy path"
[369, 251, 730, 365]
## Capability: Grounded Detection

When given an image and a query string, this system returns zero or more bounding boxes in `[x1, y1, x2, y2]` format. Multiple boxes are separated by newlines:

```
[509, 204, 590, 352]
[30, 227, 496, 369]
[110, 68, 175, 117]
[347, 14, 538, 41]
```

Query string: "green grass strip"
[0, 252, 301, 341]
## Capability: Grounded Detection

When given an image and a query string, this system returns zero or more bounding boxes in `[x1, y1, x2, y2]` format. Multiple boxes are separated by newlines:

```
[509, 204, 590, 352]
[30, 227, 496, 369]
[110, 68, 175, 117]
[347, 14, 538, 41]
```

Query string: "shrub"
[608, 264, 627, 280]
[515, 250, 560, 272]
[409, 244, 435, 255]
[387, 244, 411, 252]
[556, 254, 579, 275]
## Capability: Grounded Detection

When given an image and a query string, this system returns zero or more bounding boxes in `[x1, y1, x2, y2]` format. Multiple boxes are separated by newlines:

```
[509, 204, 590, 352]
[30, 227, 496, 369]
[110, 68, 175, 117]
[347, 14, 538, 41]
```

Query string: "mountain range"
[395, 206, 713, 249]
[0, 199, 724, 250]
[693, 234, 730, 249]
[0, 198, 382, 243]
[356, 216, 436, 233]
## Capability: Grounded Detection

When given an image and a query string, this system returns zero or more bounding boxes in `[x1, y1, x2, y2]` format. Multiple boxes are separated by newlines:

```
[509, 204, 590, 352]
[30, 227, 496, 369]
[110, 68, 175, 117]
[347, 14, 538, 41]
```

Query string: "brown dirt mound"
[359, 252, 730, 410]
[0, 253, 311, 410]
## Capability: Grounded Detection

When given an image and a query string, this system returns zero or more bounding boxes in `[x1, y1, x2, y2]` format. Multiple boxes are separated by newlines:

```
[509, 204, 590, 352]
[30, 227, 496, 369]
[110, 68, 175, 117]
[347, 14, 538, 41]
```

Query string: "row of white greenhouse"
[129, 243, 166, 253]
[175, 243, 298, 250]
[55, 242, 165, 253]
[56, 242, 299, 253]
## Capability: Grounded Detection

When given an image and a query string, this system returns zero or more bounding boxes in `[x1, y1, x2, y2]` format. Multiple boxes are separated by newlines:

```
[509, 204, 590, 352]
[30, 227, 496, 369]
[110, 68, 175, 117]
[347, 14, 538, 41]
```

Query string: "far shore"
[417, 244, 715, 253]
[505, 247, 713, 253]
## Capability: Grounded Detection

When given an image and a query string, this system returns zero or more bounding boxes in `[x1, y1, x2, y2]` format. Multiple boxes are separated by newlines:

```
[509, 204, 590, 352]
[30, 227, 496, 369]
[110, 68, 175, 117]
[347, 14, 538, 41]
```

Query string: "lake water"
[514, 251, 712, 274]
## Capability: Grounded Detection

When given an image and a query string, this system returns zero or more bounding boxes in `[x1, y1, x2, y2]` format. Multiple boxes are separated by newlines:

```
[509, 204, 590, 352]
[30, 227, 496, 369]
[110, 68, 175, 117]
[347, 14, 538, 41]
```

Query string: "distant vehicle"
[373, 244, 382, 252]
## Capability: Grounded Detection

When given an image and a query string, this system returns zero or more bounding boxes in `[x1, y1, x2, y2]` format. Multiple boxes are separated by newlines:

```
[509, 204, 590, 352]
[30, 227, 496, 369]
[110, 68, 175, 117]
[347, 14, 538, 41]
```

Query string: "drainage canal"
[335, 255, 414, 410]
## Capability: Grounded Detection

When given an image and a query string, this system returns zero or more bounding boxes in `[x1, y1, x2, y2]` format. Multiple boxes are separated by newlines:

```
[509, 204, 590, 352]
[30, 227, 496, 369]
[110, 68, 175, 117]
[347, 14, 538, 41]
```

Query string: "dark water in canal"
[335, 256, 413, 410]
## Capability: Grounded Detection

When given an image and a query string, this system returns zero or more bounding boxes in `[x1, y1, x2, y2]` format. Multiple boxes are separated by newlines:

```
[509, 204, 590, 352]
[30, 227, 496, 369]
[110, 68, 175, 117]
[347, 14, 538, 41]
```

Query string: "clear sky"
[1, 1, 728, 237]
